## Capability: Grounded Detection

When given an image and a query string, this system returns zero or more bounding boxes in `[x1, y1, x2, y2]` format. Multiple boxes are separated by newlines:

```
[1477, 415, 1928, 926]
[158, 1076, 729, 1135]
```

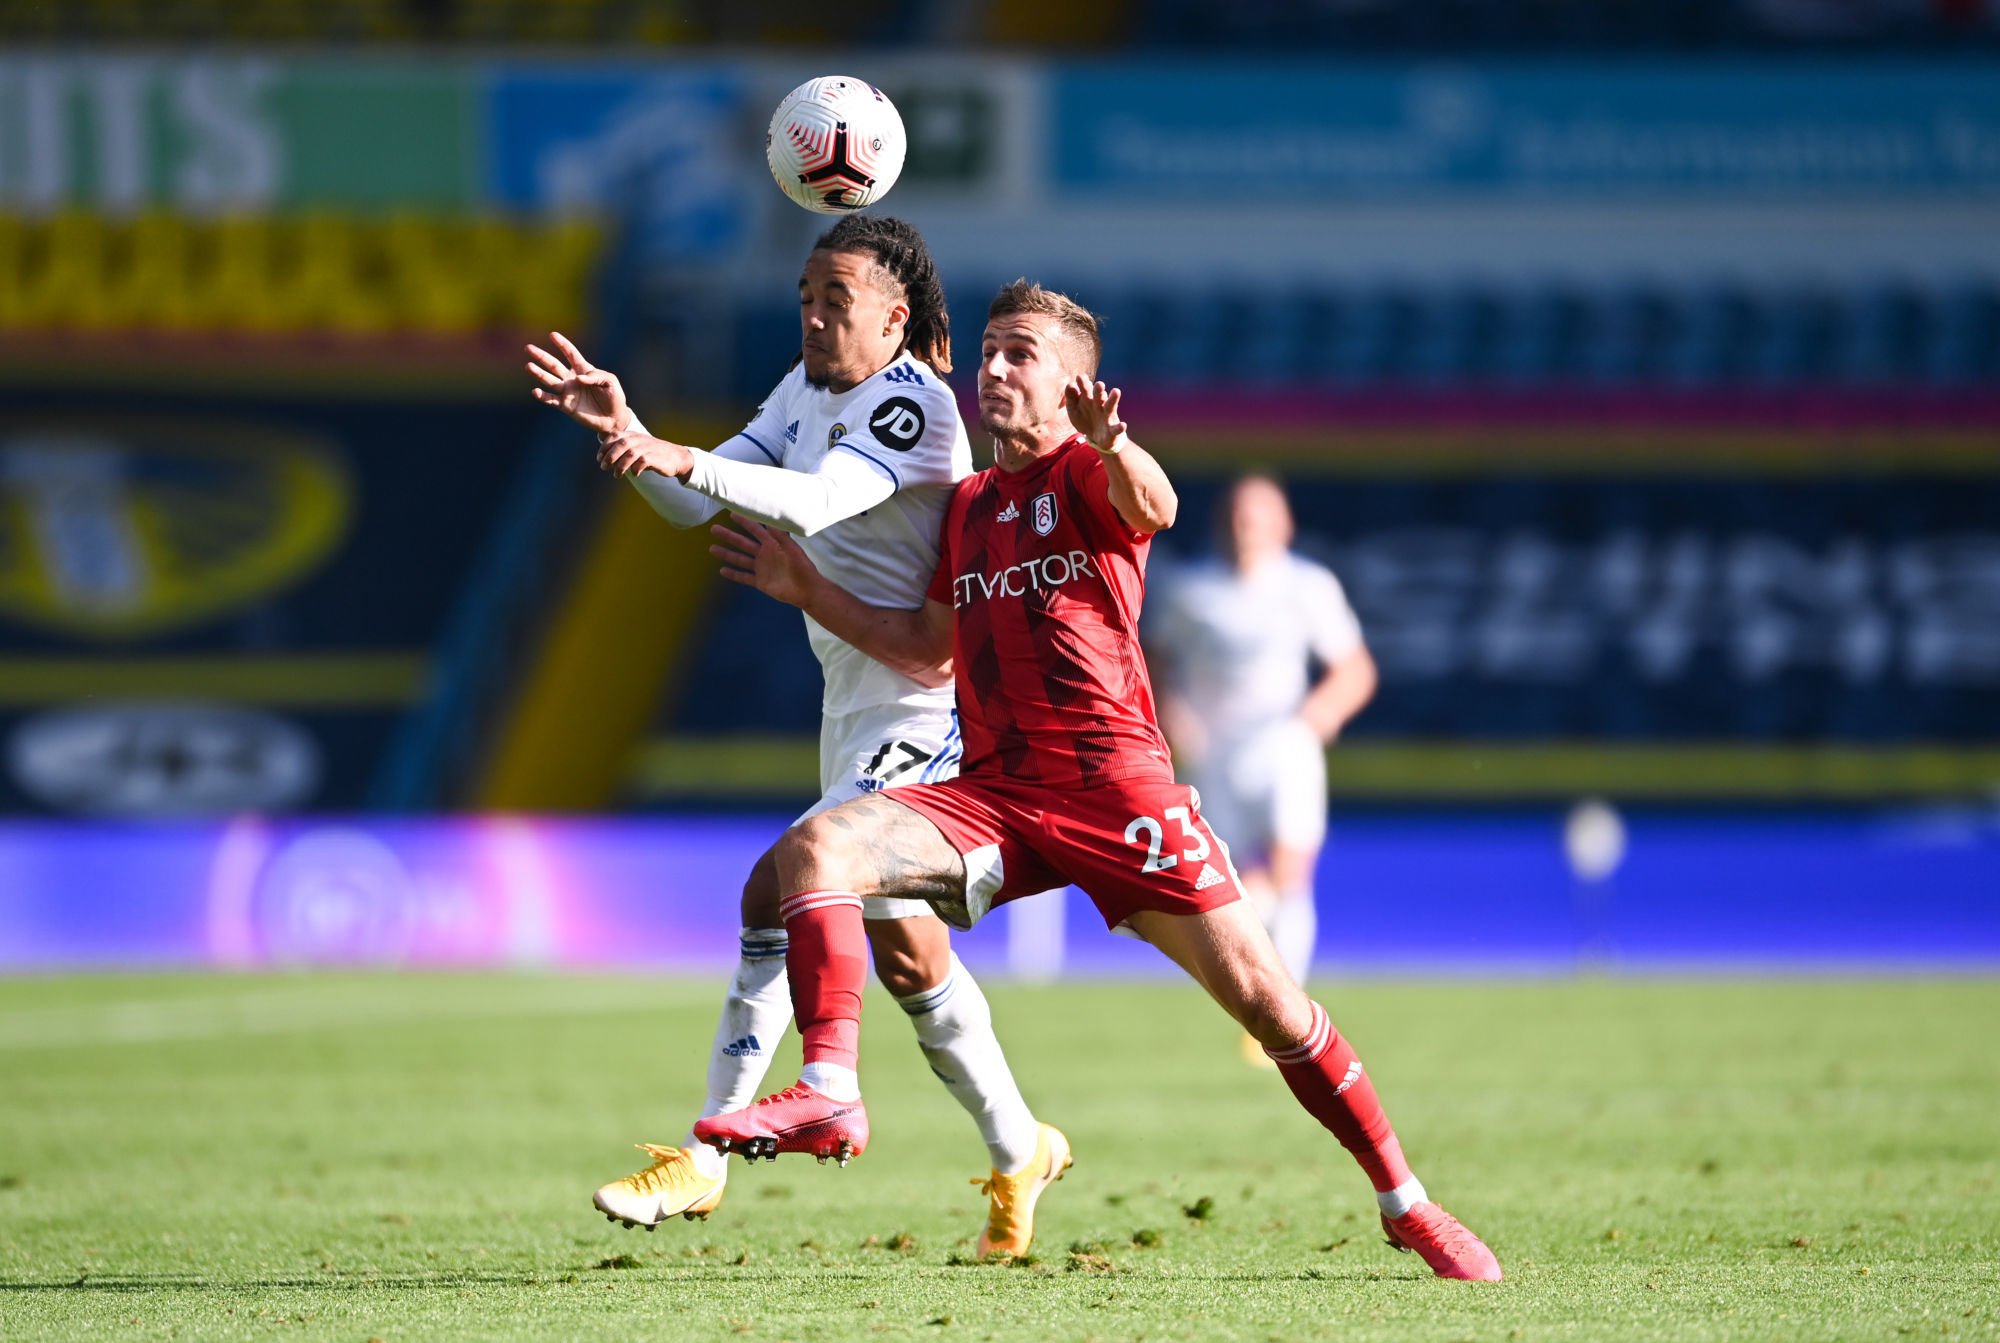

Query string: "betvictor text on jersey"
[951, 549, 1100, 609]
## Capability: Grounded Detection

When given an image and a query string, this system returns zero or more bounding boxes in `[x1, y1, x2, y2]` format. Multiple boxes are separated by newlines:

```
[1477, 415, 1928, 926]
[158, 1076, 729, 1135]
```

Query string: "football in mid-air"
[766, 76, 907, 214]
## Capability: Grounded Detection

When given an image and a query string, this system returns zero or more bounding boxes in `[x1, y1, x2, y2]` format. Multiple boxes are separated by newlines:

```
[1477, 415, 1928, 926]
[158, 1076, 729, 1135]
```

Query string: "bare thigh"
[1123, 900, 1316, 1050]
[775, 792, 968, 910]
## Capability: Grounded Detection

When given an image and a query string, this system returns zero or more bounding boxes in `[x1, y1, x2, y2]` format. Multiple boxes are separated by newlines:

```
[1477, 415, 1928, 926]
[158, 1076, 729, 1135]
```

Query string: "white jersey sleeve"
[623, 412, 782, 529]
[684, 445, 895, 537]
[1298, 558, 1365, 664]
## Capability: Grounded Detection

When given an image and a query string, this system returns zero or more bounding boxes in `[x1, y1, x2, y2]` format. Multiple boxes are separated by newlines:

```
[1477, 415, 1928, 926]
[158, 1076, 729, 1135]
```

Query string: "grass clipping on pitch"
[1, 973, 1995, 1342]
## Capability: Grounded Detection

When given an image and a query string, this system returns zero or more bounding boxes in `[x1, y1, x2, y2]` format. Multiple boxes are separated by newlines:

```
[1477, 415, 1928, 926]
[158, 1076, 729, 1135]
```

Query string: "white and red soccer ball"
[766, 76, 908, 214]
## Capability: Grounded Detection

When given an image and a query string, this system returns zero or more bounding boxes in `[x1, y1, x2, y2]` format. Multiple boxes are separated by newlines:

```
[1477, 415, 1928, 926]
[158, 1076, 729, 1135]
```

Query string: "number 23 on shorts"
[1123, 805, 1212, 875]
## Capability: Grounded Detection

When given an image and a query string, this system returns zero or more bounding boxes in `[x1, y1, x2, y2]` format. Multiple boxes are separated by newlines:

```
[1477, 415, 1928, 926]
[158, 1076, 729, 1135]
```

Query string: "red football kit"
[882, 435, 1245, 931]
[693, 433, 1502, 1283]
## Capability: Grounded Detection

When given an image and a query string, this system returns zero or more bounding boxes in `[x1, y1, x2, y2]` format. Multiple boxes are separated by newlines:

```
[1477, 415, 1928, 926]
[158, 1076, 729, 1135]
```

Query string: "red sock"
[779, 889, 867, 1072]
[1268, 1001, 1415, 1194]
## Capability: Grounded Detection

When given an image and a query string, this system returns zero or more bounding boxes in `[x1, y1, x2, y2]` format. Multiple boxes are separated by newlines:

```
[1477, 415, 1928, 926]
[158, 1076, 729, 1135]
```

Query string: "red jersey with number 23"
[925, 436, 1175, 788]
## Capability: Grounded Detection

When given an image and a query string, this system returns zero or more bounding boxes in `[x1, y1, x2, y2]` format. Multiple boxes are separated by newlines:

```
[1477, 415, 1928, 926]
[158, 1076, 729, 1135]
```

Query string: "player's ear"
[883, 296, 910, 338]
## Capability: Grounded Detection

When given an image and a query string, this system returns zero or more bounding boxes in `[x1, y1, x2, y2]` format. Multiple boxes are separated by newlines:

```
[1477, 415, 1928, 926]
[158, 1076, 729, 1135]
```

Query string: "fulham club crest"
[1031, 492, 1058, 536]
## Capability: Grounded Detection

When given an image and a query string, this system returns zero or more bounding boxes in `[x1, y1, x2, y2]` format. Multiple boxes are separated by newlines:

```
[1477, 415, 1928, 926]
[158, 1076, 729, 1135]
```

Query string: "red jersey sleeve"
[1061, 439, 1151, 553]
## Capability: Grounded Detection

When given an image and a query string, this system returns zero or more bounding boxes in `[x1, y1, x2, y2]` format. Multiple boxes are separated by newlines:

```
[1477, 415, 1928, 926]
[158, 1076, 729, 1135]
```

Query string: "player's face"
[1225, 478, 1294, 567]
[799, 248, 908, 393]
[977, 313, 1074, 442]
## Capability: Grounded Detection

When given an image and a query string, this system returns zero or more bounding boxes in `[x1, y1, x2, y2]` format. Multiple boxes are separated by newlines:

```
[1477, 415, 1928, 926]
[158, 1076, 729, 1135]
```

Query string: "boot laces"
[621, 1143, 692, 1194]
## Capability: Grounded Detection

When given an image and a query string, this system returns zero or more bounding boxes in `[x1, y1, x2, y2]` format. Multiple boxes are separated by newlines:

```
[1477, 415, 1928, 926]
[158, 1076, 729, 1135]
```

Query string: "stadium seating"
[882, 276, 2000, 399]
[2, 0, 1990, 46]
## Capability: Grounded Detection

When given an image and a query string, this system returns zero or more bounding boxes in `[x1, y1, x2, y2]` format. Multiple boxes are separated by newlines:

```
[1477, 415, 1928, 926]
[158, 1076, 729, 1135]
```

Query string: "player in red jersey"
[697, 281, 1500, 1281]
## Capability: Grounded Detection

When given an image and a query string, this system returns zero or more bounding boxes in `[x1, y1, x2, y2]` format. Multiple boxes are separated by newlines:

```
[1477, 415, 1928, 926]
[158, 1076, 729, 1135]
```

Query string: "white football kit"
[1153, 551, 1365, 860]
[627, 353, 971, 918]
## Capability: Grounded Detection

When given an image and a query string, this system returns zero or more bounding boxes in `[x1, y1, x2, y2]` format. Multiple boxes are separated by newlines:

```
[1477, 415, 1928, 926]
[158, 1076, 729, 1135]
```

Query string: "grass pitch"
[1, 973, 1995, 1342]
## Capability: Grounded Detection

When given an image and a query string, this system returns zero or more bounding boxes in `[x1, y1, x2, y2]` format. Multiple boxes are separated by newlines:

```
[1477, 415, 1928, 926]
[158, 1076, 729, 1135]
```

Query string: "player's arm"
[599, 428, 893, 538]
[1064, 376, 1177, 534]
[1299, 566, 1376, 742]
[525, 330, 739, 529]
[611, 420, 784, 529]
[1300, 643, 1378, 743]
[710, 516, 954, 687]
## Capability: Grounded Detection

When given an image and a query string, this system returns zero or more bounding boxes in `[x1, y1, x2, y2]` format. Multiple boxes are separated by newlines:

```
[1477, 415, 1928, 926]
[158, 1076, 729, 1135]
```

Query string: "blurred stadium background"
[1, 0, 1996, 978]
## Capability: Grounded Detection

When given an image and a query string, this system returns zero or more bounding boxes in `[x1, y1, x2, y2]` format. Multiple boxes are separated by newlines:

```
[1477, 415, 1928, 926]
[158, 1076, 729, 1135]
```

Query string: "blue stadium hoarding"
[0, 395, 536, 814]
[1050, 61, 2000, 199]
[0, 809, 1993, 972]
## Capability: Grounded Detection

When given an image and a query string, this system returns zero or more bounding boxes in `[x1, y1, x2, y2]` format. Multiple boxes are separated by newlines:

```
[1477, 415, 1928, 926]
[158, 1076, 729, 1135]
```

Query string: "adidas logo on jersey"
[1194, 862, 1227, 891]
[996, 501, 1020, 522]
[721, 1034, 763, 1057]
[783, 420, 799, 444]
[881, 363, 924, 386]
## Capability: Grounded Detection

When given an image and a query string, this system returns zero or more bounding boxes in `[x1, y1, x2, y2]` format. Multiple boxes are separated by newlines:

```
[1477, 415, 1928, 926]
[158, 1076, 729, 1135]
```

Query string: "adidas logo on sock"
[1194, 862, 1226, 891]
[721, 1034, 763, 1057]
[1334, 1060, 1364, 1095]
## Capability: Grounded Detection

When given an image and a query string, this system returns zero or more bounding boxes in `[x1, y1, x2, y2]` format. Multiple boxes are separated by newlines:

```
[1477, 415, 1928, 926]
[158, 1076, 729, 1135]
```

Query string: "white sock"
[1379, 1176, 1429, 1220]
[682, 928, 792, 1175]
[1267, 888, 1318, 987]
[799, 1060, 860, 1101]
[897, 953, 1041, 1173]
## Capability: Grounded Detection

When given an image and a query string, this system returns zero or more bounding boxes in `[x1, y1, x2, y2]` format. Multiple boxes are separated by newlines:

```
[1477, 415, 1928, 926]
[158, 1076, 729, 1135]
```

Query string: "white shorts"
[799, 701, 965, 921]
[1188, 717, 1328, 868]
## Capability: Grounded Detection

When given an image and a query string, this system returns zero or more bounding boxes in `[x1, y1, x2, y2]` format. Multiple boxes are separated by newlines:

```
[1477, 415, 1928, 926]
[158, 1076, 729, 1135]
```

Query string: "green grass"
[1, 973, 1995, 1341]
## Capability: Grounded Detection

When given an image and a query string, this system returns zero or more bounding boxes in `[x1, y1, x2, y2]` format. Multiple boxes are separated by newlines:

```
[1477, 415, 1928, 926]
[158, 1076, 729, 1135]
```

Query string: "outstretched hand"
[525, 331, 629, 437]
[710, 515, 820, 610]
[1063, 375, 1127, 451]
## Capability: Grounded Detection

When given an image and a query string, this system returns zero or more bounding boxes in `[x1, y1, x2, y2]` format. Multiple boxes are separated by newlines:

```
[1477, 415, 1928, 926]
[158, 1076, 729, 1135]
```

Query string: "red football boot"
[692, 1083, 870, 1165]
[1381, 1202, 1503, 1281]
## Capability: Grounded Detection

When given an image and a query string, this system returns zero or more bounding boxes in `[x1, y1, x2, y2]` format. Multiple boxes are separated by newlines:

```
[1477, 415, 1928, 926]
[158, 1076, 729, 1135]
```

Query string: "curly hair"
[812, 214, 953, 374]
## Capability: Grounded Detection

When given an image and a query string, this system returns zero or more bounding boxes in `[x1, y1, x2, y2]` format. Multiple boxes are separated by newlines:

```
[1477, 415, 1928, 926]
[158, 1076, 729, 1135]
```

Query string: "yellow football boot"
[974, 1123, 1073, 1259]
[593, 1144, 726, 1229]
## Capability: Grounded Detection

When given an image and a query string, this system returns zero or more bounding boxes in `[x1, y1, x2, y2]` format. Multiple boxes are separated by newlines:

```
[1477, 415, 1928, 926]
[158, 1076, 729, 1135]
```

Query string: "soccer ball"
[766, 76, 907, 215]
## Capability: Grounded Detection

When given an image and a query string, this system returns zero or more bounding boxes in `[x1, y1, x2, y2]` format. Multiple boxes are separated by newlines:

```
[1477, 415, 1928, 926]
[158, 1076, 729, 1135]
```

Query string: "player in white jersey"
[525, 216, 1066, 1258]
[1149, 476, 1378, 1005]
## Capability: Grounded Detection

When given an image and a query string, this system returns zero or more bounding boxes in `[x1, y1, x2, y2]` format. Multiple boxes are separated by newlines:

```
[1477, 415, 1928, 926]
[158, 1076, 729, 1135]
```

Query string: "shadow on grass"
[0, 1272, 570, 1293]
[0, 1264, 1397, 1293]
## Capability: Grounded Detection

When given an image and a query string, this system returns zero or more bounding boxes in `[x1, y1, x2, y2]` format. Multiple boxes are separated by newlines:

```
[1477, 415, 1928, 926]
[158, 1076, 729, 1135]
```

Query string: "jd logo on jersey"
[0, 419, 350, 641]
[868, 396, 926, 452]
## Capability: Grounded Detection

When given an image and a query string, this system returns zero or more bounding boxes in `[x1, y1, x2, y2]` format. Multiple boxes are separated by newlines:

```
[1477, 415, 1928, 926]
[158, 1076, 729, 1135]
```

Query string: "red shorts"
[882, 770, 1246, 931]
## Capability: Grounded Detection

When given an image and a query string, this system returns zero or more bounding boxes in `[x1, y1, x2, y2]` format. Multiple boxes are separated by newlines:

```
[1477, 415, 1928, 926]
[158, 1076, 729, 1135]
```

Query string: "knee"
[773, 814, 866, 895]
[1236, 982, 1317, 1051]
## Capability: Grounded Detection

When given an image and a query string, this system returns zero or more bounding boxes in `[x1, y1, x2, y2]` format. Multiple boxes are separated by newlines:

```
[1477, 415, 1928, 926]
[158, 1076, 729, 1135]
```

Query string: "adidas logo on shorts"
[1194, 862, 1226, 891]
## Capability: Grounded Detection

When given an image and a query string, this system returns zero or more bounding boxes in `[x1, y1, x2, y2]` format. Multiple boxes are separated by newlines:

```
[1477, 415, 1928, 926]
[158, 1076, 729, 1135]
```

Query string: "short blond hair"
[986, 279, 1102, 377]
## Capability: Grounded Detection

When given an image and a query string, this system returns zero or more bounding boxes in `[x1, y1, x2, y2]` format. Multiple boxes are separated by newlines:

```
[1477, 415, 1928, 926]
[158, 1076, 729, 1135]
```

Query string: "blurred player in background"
[526, 215, 1066, 1259]
[1148, 476, 1377, 1058]
[697, 281, 1501, 1282]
